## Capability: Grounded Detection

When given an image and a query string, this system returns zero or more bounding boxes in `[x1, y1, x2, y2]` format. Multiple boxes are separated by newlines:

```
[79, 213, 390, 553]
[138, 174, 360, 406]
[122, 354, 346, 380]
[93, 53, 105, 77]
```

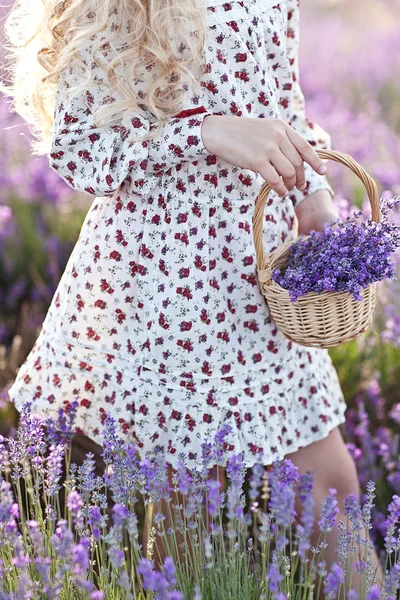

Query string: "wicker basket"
[252, 149, 381, 349]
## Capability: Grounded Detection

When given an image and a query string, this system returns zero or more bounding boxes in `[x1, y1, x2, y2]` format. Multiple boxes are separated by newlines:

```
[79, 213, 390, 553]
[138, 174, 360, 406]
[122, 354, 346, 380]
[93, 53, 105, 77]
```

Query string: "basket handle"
[253, 148, 381, 272]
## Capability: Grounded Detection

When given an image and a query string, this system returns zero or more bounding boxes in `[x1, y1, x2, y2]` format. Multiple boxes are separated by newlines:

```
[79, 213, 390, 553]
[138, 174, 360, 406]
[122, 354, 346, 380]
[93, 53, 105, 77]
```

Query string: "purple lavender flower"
[324, 562, 345, 598]
[103, 442, 141, 505]
[49, 400, 79, 447]
[11, 538, 31, 568]
[384, 563, 400, 597]
[344, 493, 363, 531]
[226, 453, 246, 523]
[140, 455, 171, 502]
[67, 490, 83, 515]
[266, 561, 283, 594]
[272, 199, 400, 302]
[51, 520, 74, 560]
[318, 488, 340, 533]
[88, 505, 102, 540]
[200, 438, 214, 479]
[362, 481, 376, 530]
[211, 423, 233, 464]
[296, 470, 315, 560]
[108, 546, 125, 569]
[269, 459, 299, 528]
[366, 584, 382, 600]
[175, 455, 192, 495]
[90, 592, 105, 600]
[112, 503, 129, 528]
[385, 495, 400, 527]
[207, 479, 223, 518]
[249, 462, 265, 502]
[137, 557, 183, 599]
[162, 556, 177, 587]
[44, 443, 65, 497]
[76, 452, 99, 504]
[101, 414, 124, 467]
[73, 538, 91, 574]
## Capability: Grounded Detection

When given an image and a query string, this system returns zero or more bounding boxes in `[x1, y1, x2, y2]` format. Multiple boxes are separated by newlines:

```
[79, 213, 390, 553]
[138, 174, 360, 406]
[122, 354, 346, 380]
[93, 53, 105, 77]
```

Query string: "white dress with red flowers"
[8, 0, 347, 472]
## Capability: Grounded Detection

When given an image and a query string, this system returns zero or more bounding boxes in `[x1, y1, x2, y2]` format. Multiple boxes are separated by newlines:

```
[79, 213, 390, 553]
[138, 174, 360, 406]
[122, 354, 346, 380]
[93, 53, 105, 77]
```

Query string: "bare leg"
[286, 426, 385, 595]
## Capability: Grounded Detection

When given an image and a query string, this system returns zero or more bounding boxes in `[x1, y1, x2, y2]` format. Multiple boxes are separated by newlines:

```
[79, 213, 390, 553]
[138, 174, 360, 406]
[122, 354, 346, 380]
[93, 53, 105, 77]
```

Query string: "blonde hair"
[1, 0, 207, 155]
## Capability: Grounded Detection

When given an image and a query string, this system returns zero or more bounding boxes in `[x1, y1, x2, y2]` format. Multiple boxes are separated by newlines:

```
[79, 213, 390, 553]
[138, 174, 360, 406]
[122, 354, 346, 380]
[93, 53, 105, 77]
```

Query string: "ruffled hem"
[7, 332, 348, 472]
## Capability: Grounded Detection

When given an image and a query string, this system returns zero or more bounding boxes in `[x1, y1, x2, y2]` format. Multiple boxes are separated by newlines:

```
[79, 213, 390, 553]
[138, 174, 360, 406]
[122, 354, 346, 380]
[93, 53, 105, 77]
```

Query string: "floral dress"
[8, 0, 347, 472]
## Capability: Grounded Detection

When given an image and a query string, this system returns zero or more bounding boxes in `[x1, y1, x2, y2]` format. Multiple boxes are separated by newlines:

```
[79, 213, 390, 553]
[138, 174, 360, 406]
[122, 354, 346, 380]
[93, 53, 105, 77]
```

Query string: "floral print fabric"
[8, 0, 347, 472]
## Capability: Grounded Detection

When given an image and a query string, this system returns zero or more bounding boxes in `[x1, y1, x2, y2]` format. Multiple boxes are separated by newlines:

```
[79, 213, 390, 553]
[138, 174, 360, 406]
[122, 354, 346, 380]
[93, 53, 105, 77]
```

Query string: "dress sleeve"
[49, 32, 212, 198]
[285, 0, 334, 209]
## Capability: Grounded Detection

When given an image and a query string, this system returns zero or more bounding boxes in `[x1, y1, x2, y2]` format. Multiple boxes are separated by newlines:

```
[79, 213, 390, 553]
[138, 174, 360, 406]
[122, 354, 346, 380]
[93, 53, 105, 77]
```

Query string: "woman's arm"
[49, 33, 212, 197]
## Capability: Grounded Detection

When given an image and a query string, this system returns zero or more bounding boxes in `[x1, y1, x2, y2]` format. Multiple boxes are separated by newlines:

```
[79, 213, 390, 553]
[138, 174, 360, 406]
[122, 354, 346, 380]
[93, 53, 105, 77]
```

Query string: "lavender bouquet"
[272, 198, 400, 303]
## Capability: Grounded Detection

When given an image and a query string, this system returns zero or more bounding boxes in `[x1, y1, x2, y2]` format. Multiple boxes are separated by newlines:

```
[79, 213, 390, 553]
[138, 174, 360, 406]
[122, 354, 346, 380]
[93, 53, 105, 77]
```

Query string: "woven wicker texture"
[253, 149, 381, 348]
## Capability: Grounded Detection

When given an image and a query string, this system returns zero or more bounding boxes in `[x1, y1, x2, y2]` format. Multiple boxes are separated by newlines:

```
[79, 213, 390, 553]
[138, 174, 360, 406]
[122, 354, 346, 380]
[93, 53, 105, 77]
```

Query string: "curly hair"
[1, 0, 207, 154]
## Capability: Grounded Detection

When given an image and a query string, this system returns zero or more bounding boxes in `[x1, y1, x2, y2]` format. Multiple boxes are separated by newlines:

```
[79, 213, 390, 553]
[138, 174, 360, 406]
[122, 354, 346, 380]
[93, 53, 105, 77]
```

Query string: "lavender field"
[0, 0, 400, 597]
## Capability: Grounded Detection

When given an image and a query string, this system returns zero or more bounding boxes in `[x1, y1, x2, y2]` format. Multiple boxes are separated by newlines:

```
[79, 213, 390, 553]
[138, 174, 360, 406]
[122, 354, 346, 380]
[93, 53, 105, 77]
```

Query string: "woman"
[3, 0, 384, 587]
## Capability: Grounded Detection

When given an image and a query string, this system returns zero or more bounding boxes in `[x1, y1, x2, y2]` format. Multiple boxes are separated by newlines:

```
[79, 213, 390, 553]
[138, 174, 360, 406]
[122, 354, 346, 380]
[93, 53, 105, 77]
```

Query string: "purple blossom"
[44, 443, 65, 497]
[344, 493, 363, 531]
[108, 545, 125, 569]
[211, 423, 233, 464]
[249, 462, 265, 502]
[51, 520, 74, 560]
[112, 503, 129, 528]
[176, 455, 192, 495]
[136, 557, 183, 599]
[73, 538, 91, 574]
[44, 400, 79, 447]
[103, 441, 141, 505]
[269, 459, 299, 528]
[385, 495, 400, 527]
[226, 453, 246, 523]
[384, 563, 400, 597]
[88, 505, 102, 540]
[272, 199, 400, 302]
[324, 562, 345, 598]
[101, 414, 124, 466]
[266, 561, 283, 594]
[296, 470, 315, 560]
[76, 452, 99, 504]
[67, 490, 83, 515]
[318, 488, 340, 533]
[207, 479, 223, 518]
[366, 584, 382, 600]
[90, 592, 105, 600]
[140, 455, 171, 502]
[162, 556, 177, 587]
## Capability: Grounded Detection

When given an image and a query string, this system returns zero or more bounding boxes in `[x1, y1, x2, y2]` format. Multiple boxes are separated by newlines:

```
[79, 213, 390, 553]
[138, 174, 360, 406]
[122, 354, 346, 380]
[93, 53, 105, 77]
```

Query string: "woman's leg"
[285, 426, 385, 594]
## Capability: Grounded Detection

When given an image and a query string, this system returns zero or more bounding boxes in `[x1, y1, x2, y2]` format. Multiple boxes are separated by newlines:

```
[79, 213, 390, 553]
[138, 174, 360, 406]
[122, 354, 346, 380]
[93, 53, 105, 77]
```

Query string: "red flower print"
[110, 250, 121, 261]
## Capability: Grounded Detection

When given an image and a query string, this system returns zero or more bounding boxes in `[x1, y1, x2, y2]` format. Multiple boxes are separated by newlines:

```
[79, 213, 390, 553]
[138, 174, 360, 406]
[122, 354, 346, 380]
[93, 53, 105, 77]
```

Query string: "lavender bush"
[272, 198, 400, 302]
[0, 402, 395, 599]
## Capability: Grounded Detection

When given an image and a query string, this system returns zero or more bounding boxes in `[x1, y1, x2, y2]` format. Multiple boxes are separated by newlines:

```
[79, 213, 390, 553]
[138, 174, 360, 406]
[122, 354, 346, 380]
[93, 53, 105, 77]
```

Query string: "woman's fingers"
[279, 138, 307, 190]
[286, 126, 328, 175]
[257, 162, 289, 197]
[269, 151, 297, 192]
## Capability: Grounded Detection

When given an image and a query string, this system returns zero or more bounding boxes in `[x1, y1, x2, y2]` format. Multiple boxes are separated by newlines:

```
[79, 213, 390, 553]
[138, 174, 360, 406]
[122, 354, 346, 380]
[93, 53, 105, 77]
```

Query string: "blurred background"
[0, 0, 400, 548]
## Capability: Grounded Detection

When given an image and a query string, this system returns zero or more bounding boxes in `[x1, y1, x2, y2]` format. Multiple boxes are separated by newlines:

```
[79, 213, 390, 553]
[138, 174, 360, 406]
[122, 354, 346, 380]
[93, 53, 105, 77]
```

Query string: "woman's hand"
[201, 115, 328, 198]
[295, 189, 340, 235]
